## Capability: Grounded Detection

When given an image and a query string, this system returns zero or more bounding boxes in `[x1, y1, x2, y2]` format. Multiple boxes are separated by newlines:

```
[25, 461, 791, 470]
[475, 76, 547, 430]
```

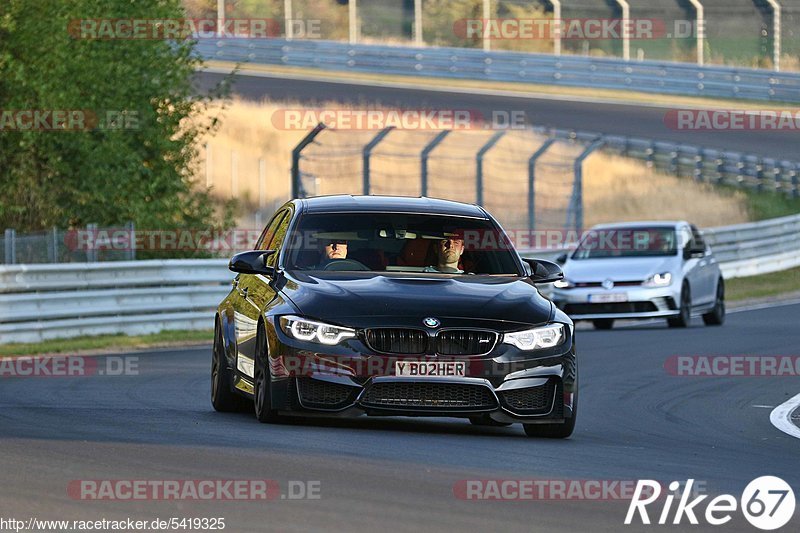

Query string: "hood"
[563, 256, 677, 282]
[278, 271, 554, 330]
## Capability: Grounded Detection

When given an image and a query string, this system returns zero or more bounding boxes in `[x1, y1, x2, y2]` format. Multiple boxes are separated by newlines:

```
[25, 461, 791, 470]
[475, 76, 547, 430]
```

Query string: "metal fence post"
[50, 227, 58, 263]
[127, 221, 136, 261]
[688, 0, 705, 66]
[570, 140, 605, 231]
[217, 0, 225, 37]
[414, 0, 423, 46]
[420, 131, 450, 197]
[527, 138, 557, 233]
[363, 127, 394, 195]
[4, 229, 16, 265]
[292, 123, 327, 199]
[86, 223, 97, 262]
[547, 0, 562, 56]
[482, 0, 492, 51]
[616, 0, 631, 61]
[284, 0, 294, 40]
[766, 0, 781, 71]
[349, 0, 358, 44]
[476, 131, 506, 206]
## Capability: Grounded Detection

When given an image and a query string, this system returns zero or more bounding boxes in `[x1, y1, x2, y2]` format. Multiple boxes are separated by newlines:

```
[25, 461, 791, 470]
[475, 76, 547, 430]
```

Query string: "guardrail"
[196, 38, 800, 103]
[2, 214, 799, 345]
[0, 260, 230, 345]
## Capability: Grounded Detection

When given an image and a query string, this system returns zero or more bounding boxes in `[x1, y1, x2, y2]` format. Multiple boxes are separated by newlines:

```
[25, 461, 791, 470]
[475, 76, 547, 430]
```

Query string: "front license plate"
[395, 361, 466, 377]
[589, 293, 628, 303]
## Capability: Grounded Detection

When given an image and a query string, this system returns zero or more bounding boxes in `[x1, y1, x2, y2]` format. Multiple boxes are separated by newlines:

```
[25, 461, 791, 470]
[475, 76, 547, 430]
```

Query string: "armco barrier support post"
[421, 130, 450, 197]
[4, 228, 16, 265]
[291, 123, 327, 199]
[476, 131, 506, 206]
[570, 140, 605, 231]
[363, 127, 395, 195]
[528, 138, 558, 233]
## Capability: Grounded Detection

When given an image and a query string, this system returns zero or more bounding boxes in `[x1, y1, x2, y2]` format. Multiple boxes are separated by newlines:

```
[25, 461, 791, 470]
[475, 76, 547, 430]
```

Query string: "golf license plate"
[589, 293, 629, 303]
[395, 361, 466, 377]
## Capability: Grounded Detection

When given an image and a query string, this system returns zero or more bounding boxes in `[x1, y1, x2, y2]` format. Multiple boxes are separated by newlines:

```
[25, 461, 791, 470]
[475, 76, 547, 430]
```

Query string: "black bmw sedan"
[213, 195, 578, 438]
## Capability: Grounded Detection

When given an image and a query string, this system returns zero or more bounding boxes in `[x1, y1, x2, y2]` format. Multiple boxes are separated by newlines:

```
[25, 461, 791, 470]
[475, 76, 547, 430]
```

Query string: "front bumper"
[548, 285, 681, 320]
[262, 326, 577, 424]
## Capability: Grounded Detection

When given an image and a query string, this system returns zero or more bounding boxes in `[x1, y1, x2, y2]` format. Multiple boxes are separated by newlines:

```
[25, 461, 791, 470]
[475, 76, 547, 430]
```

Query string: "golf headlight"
[279, 316, 356, 345]
[643, 272, 672, 287]
[553, 279, 574, 289]
[503, 324, 565, 351]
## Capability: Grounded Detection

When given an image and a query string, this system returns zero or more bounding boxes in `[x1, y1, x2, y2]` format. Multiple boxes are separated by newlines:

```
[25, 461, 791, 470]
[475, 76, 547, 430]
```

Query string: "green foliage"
[0, 0, 234, 239]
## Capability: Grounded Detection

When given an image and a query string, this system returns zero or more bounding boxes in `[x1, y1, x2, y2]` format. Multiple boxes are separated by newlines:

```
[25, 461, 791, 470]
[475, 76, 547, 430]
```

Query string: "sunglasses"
[326, 241, 348, 246]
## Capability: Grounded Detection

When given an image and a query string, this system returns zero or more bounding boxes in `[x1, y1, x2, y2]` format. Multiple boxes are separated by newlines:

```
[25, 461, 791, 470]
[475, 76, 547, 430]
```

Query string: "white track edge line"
[770, 392, 800, 440]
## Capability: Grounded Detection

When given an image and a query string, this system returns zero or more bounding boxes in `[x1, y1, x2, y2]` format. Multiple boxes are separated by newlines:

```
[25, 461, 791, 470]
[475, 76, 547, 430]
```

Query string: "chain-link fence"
[293, 126, 586, 233]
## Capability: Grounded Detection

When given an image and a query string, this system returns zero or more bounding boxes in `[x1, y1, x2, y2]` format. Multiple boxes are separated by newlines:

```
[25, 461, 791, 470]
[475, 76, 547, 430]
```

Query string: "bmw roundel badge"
[423, 317, 441, 328]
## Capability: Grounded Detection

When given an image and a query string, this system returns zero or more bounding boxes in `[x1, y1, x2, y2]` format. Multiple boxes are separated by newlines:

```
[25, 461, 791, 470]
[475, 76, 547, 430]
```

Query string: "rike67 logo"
[625, 477, 795, 530]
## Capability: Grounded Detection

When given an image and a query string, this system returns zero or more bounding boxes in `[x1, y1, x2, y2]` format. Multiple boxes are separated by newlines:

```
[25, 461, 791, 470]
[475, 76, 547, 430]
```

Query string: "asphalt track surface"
[1, 304, 798, 532]
[195, 71, 800, 161]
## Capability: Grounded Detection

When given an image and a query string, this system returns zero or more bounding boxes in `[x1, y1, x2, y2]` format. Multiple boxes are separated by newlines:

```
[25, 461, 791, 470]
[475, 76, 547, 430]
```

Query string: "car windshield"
[571, 227, 678, 260]
[284, 213, 522, 275]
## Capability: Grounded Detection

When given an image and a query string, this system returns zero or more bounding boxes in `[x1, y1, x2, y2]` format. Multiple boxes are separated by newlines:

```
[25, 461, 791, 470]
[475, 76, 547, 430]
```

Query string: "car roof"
[590, 220, 688, 230]
[298, 195, 488, 218]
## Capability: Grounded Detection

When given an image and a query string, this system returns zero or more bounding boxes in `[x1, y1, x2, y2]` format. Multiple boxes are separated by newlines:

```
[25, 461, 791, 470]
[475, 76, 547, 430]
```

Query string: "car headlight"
[643, 272, 672, 287]
[553, 279, 574, 289]
[502, 324, 565, 351]
[279, 315, 356, 345]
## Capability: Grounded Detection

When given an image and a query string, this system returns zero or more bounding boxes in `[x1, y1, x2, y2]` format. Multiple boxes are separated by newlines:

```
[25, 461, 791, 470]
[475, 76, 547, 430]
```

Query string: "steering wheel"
[322, 259, 370, 271]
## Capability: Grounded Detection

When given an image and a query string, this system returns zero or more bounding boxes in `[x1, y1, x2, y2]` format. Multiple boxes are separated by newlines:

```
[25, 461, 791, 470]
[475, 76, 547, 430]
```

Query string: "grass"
[0, 329, 213, 357]
[740, 188, 800, 221]
[726, 267, 800, 302]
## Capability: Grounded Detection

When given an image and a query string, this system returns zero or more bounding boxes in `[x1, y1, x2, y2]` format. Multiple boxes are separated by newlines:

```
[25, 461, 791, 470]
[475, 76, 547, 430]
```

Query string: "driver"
[315, 239, 348, 268]
[424, 234, 465, 273]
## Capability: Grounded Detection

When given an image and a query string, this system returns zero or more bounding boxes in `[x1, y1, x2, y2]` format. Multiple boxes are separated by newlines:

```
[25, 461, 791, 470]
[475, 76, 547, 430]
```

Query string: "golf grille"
[360, 382, 497, 410]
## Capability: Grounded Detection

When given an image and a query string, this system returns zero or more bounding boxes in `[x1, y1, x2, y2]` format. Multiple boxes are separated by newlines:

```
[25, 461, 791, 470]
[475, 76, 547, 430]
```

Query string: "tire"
[211, 319, 250, 413]
[523, 394, 577, 439]
[702, 279, 726, 326]
[469, 415, 512, 427]
[667, 284, 691, 328]
[592, 319, 614, 330]
[253, 322, 281, 423]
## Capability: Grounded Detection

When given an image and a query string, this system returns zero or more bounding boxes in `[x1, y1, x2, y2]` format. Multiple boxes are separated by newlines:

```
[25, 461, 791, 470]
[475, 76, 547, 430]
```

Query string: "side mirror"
[522, 258, 565, 284]
[229, 250, 276, 276]
[683, 246, 705, 260]
[555, 253, 568, 265]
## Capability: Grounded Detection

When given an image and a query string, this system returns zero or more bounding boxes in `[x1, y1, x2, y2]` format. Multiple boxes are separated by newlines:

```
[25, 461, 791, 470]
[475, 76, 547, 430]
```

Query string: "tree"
[0, 0, 233, 239]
